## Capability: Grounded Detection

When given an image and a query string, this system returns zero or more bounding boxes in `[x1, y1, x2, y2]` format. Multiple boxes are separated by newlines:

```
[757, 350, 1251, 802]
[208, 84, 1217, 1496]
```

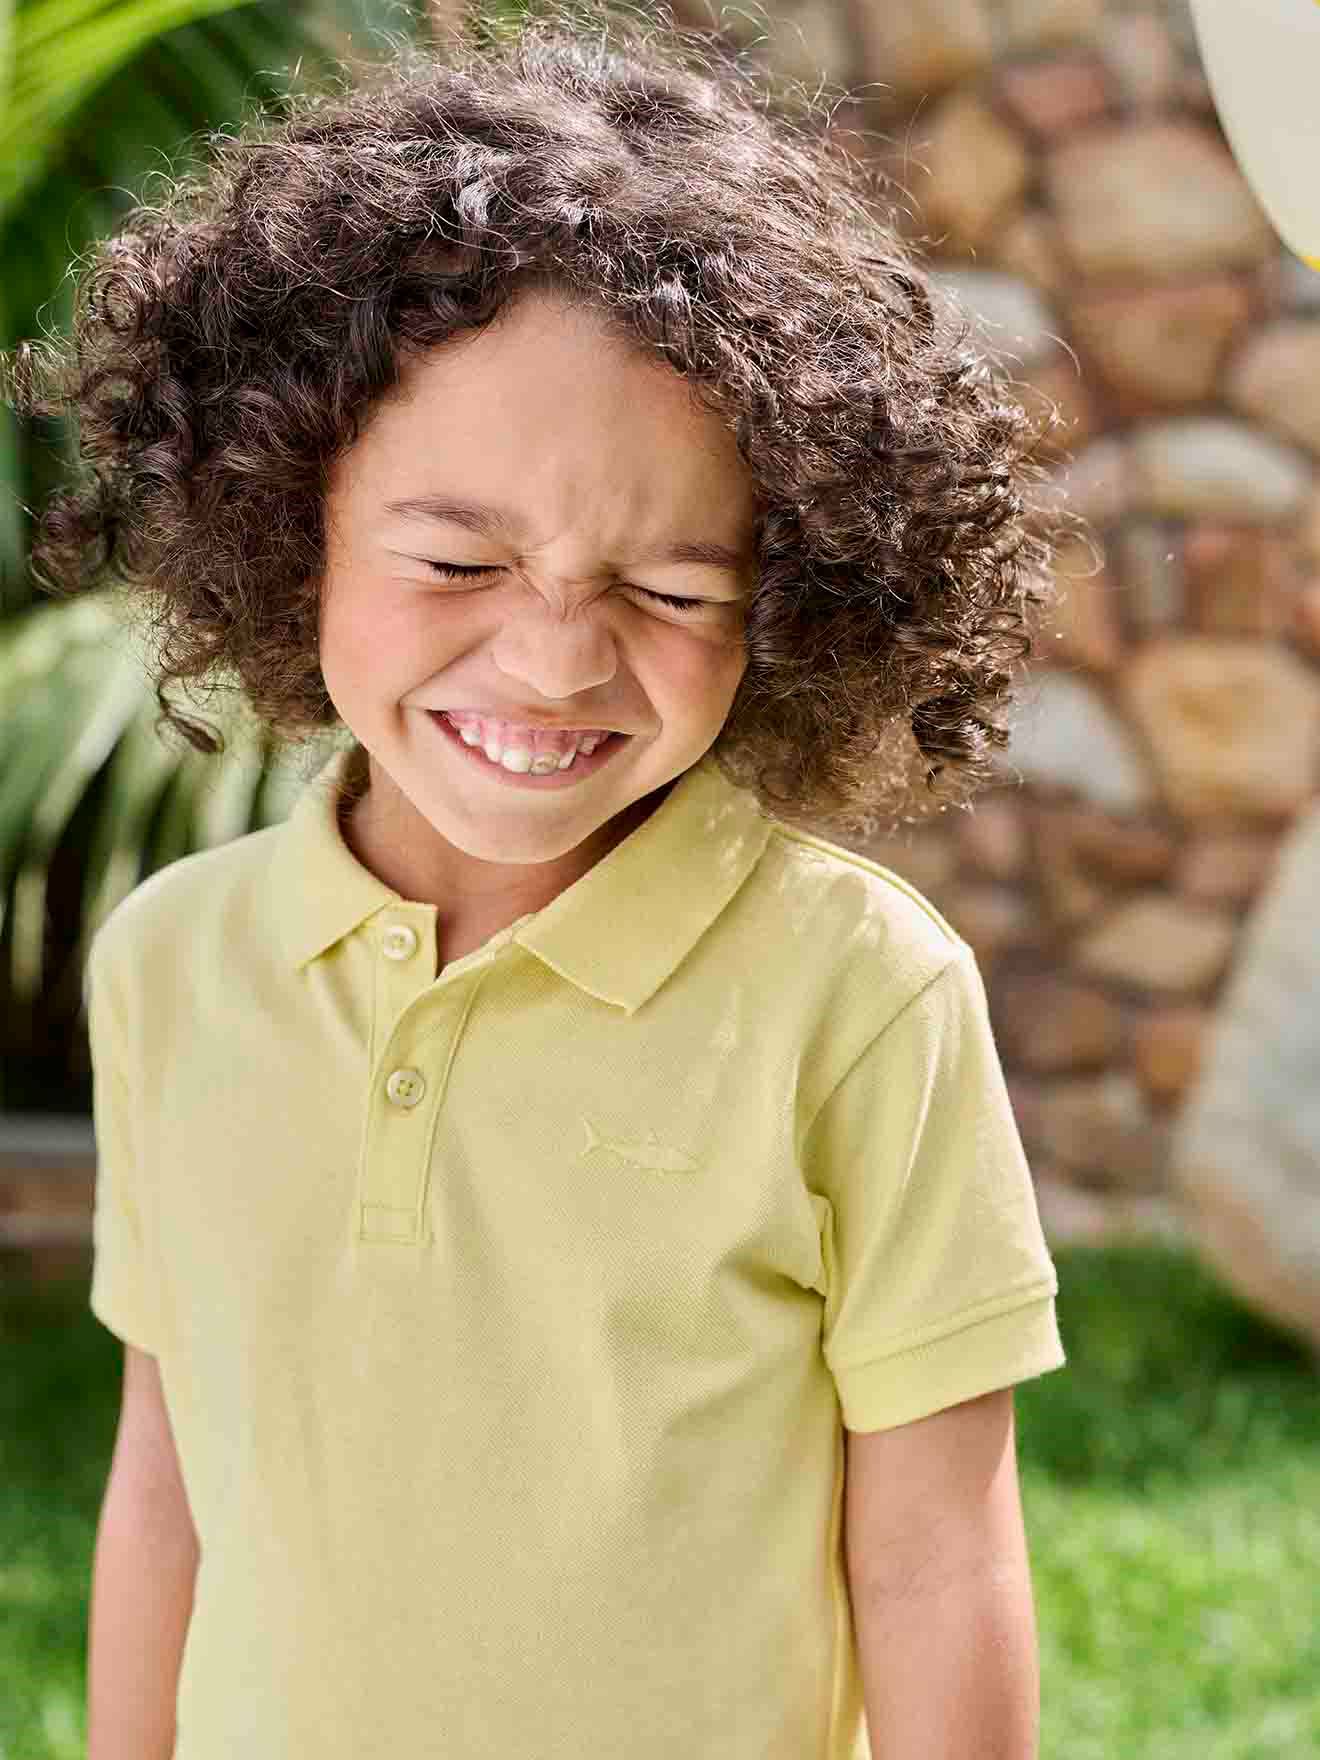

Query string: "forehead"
[394, 294, 724, 444]
[333, 290, 758, 558]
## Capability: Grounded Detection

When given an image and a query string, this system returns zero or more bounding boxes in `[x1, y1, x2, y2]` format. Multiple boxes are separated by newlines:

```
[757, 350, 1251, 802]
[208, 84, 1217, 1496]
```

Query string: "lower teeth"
[449, 717, 608, 774]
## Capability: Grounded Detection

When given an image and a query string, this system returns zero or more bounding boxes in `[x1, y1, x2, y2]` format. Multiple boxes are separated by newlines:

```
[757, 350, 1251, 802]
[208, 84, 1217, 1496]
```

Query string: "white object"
[1188, 0, 1320, 268]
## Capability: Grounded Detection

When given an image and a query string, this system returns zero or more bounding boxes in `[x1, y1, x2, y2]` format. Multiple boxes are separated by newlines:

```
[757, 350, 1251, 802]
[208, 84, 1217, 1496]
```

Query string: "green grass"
[3, 1240, 1319, 1758]
[1, 1267, 123, 1760]
[1017, 1246, 1320, 1760]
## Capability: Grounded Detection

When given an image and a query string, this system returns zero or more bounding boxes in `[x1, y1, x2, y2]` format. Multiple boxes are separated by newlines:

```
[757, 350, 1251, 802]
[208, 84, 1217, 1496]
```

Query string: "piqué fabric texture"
[85, 742, 1065, 1760]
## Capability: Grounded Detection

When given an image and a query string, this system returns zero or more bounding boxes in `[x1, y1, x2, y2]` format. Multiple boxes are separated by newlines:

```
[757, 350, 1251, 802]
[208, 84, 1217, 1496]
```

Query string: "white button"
[385, 1068, 426, 1108]
[382, 923, 418, 961]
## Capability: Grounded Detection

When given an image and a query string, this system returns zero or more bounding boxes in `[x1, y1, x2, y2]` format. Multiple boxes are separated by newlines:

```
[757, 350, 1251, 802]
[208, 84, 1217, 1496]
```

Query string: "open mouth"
[428, 712, 631, 786]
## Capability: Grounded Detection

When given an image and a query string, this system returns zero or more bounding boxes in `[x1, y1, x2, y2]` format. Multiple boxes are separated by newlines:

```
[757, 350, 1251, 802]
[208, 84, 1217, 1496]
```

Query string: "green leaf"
[8, 634, 147, 1002]
[0, 0, 429, 1024]
[74, 687, 193, 953]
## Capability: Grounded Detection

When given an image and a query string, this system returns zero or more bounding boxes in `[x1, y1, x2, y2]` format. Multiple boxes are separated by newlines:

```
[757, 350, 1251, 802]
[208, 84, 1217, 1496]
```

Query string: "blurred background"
[2, 1, 1318, 1756]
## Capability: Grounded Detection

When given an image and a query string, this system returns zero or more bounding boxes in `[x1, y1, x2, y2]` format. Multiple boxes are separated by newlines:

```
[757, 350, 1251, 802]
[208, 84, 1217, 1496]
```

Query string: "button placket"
[359, 930, 499, 1245]
[360, 1023, 436, 1242]
[381, 922, 419, 962]
[385, 1066, 426, 1108]
[357, 910, 441, 1243]
[373, 912, 437, 1015]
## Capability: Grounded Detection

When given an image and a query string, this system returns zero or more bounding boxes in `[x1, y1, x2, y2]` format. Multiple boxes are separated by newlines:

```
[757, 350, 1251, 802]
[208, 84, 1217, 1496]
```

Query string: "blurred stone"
[1061, 807, 1178, 886]
[1076, 893, 1235, 992]
[1001, 670, 1154, 810]
[935, 268, 1059, 367]
[1033, 1174, 1119, 1244]
[1124, 637, 1320, 818]
[1302, 492, 1320, 566]
[1171, 801, 1320, 1351]
[821, 96, 876, 160]
[1046, 122, 1277, 279]
[1033, 808, 1109, 925]
[1249, 253, 1297, 315]
[855, 827, 957, 899]
[989, 207, 1066, 293]
[1033, 1071, 1168, 1191]
[1038, 438, 1130, 524]
[1098, 11, 1180, 109]
[1176, 66, 1216, 113]
[754, 0, 855, 84]
[1041, 531, 1122, 671]
[1031, 801, 1176, 928]
[997, 54, 1112, 136]
[856, 0, 993, 97]
[955, 795, 1027, 881]
[0, 1166, 95, 1221]
[1128, 420, 1311, 521]
[1177, 832, 1279, 907]
[1131, 1005, 1209, 1103]
[1034, 1174, 1188, 1246]
[1298, 582, 1320, 659]
[1225, 320, 1320, 458]
[1066, 279, 1250, 407]
[1183, 524, 1297, 637]
[1007, 1076, 1046, 1146]
[941, 883, 1036, 966]
[915, 91, 1031, 252]
[998, 975, 1124, 1071]
[1114, 522, 1183, 628]
[998, 0, 1102, 51]
[1018, 349, 1099, 458]
[1280, 253, 1320, 312]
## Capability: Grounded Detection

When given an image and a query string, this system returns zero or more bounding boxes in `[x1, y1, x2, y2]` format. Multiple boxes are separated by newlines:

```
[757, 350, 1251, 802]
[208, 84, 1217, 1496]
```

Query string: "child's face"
[318, 287, 758, 900]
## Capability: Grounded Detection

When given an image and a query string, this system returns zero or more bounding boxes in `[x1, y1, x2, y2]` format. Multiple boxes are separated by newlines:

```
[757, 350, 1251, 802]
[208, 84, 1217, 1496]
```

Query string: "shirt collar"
[271, 744, 773, 1014]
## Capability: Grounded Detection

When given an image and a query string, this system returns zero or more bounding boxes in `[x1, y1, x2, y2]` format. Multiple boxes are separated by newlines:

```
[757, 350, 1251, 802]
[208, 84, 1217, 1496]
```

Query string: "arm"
[843, 1387, 1040, 1759]
[87, 1343, 200, 1760]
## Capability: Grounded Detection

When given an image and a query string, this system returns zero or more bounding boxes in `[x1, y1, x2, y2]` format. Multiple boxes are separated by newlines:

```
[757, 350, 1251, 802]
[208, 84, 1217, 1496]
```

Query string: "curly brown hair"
[4, 0, 1071, 839]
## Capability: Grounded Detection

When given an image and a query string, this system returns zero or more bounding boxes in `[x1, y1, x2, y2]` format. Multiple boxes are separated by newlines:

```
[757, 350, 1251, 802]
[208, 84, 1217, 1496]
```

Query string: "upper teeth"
[444, 715, 609, 774]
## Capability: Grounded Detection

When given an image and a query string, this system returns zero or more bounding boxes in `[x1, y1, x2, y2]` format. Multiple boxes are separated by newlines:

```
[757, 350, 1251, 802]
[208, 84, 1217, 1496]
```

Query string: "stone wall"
[679, 0, 1320, 1247]
[8, 0, 1319, 1279]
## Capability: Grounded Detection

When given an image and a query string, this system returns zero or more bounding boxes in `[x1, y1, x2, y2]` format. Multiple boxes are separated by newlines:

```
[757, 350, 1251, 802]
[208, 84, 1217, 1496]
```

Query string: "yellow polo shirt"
[85, 741, 1064, 1760]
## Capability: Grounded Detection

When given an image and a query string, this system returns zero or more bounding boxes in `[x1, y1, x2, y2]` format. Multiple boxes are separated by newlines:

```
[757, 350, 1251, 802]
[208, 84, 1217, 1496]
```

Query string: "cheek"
[319, 578, 422, 677]
[707, 625, 749, 691]
[655, 634, 746, 722]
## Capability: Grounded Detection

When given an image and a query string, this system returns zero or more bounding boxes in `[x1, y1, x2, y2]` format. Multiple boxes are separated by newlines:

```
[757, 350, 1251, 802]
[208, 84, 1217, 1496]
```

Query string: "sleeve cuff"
[832, 1289, 1066, 1433]
[89, 1276, 160, 1358]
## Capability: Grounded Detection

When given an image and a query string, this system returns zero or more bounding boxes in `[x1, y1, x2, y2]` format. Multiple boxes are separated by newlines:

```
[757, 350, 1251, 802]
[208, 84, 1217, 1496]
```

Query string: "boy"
[11, 7, 1067, 1756]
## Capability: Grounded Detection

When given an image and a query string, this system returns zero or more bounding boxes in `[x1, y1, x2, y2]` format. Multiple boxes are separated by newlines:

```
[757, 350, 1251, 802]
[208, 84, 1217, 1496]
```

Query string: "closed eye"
[423, 560, 711, 615]
[629, 587, 710, 614]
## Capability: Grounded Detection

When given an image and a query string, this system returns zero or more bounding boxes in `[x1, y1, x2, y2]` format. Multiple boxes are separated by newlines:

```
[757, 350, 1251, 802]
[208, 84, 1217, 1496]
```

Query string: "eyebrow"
[382, 494, 748, 575]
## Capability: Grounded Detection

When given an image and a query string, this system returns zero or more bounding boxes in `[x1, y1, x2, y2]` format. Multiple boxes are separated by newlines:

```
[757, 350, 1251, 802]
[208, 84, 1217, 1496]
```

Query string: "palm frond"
[0, 0, 432, 1098]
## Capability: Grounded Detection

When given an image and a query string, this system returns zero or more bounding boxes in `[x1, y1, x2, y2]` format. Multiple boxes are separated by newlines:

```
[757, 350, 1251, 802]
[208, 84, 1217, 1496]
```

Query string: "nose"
[489, 594, 619, 701]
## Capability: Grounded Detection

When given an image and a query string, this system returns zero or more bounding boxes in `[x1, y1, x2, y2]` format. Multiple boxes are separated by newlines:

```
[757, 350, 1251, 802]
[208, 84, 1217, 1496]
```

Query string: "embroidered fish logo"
[579, 1116, 699, 1175]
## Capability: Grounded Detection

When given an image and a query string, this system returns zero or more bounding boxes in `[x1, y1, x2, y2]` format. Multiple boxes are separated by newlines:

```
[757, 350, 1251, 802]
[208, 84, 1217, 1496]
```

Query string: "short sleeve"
[84, 944, 161, 1355]
[805, 944, 1065, 1433]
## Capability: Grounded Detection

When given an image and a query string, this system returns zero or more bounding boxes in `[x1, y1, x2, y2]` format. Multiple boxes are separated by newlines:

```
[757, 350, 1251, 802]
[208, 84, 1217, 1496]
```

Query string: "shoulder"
[755, 818, 969, 1007]
[86, 821, 284, 990]
[710, 813, 976, 1107]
